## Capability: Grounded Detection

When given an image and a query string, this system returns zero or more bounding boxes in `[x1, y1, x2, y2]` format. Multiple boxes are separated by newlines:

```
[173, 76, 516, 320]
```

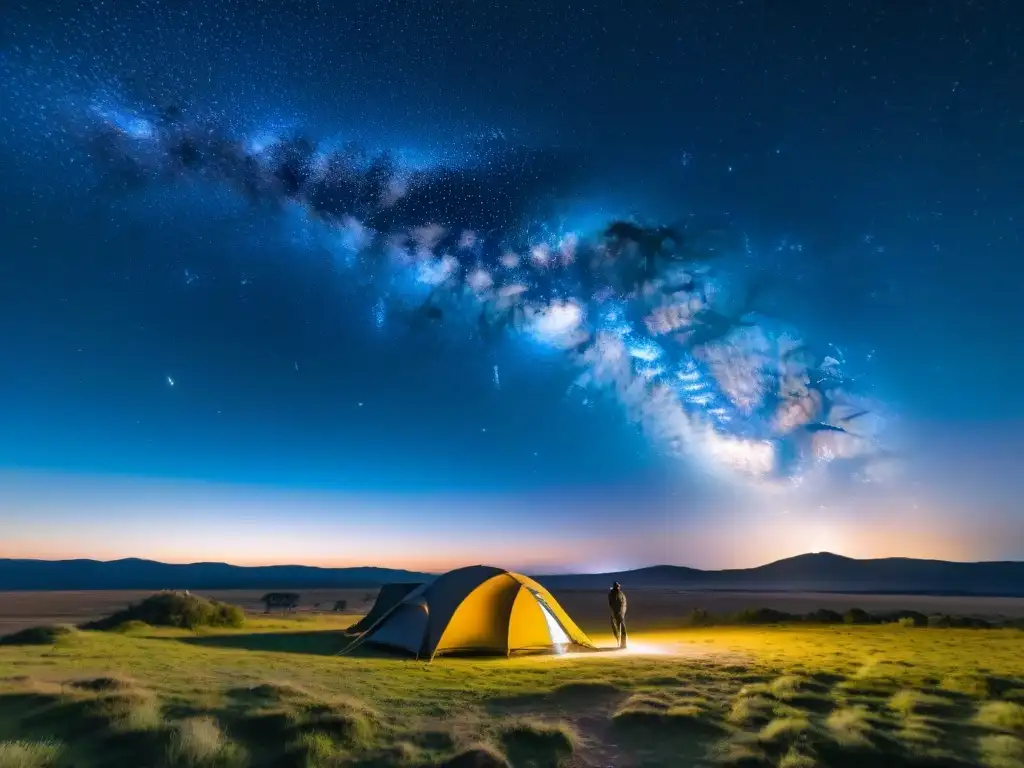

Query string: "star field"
[0, 0, 1022, 569]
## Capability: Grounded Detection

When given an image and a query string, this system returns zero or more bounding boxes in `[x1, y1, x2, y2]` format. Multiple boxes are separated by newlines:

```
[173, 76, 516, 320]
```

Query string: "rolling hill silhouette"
[1, 553, 1022, 595]
[0, 558, 429, 591]
[538, 553, 1024, 596]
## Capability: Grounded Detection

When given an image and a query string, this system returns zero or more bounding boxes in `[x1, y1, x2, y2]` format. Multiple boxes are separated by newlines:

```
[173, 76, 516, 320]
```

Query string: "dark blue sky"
[0, 0, 1021, 570]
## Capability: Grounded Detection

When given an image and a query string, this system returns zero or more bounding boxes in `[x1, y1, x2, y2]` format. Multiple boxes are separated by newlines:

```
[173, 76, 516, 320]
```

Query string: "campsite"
[2, 566, 1024, 767]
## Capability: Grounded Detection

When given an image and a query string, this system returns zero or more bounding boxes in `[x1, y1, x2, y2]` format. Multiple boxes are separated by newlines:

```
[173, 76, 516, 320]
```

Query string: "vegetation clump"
[976, 701, 1024, 733]
[0, 740, 62, 768]
[260, 593, 300, 613]
[166, 716, 243, 767]
[0, 625, 75, 646]
[500, 719, 576, 767]
[81, 592, 245, 631]
[441, 745, 510, 768]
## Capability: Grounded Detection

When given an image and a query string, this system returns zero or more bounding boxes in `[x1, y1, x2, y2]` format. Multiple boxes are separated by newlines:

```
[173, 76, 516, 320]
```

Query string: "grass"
[0, 740, 62, 768]
[0, 611, 1022, 767]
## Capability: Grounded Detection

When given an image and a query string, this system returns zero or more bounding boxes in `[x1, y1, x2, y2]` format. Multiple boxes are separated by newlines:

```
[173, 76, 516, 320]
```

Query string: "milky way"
[74, 98, 893, 489]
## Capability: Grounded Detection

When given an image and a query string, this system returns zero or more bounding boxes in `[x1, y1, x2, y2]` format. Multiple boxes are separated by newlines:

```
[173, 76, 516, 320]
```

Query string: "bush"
[685, 608, 714, 626]
[81, 592, 245, 631]
[804, 609, 843, 624]
[843, 608, 872, 625]
[333, 600, 348, 612]
[735, 608, 797, 624]
[878, 610, 928, 627]
[261, 593, 300, 613]
[0, 625, 74, 646]
[929, 614, 992, 629]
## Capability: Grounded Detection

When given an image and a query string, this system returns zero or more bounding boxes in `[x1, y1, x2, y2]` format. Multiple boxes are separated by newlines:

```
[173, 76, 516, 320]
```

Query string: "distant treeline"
[684, 607, 1024, 629]
[260, 593, 349, 613]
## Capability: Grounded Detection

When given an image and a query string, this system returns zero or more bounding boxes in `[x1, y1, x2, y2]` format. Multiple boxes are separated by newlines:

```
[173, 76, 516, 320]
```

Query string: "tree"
[333, 600, 347, 613]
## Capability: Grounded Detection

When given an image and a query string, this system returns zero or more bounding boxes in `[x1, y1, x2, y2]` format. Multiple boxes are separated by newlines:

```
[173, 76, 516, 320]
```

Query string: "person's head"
[612, 581, 620, 590]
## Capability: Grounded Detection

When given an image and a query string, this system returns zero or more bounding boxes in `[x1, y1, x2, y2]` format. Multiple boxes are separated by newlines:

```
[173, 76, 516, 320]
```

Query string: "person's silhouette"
[608, 581, 628, 649]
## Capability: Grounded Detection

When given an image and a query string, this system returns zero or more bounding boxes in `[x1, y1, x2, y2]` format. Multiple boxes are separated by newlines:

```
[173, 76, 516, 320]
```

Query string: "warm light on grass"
[0, 614, 1022, 766]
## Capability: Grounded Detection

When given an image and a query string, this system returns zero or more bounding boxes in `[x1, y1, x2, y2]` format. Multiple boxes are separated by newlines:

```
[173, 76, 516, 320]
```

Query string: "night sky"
[1, 0, 1022, 572]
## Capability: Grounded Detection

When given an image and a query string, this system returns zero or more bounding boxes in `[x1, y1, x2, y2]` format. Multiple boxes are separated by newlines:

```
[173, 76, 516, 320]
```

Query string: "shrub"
[81, 593, 245, 631]
[804, 609, 843, 624]
[929, 614, 992, 629]
[333, 600, 348, 612]
[734, 608, 797, 624]
[685, 608, 715, 626]
[0, 625, 74, 646]
[843, 608, 872, 625]
[880, 610, 928, 627]
[261, 593, 300, 613]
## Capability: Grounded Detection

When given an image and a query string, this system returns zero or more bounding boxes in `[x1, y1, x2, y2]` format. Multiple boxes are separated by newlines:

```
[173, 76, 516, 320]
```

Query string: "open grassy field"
[1, 592, 1023, 767]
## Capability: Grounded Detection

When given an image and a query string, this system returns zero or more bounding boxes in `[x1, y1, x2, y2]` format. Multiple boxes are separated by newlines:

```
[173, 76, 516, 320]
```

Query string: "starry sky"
[0, 0, 1022, 573]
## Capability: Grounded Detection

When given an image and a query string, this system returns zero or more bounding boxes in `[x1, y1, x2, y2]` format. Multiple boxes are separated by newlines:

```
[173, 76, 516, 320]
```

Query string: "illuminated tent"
[345, 582, 424, 635]
[341, 565, 594, 660]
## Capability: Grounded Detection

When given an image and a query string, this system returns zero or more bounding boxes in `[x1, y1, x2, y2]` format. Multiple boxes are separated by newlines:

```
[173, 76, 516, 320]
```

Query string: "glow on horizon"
[0, 469, 1012, 572]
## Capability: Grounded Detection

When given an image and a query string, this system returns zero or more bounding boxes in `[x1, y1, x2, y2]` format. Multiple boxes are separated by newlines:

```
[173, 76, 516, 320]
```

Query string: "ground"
[1, 591, 1023, 767]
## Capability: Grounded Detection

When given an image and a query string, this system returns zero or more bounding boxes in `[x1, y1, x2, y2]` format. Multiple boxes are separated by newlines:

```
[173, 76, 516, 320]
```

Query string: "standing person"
[608, 581, 628, 649]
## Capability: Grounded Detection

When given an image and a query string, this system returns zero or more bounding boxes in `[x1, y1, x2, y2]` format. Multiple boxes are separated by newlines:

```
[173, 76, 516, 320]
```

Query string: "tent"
[341, 565, 595, 660]
[346, 582, 424, 635]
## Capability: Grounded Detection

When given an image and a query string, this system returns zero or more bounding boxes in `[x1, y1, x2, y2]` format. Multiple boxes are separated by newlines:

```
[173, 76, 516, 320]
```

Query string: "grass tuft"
[758, 716, 812, 746]
[441, 744, 510, 768]
[167, 716, 246, 767]
[287, 731, 338, 766]
[978, 734, 1024, 768]
[729, 695, 775, 727]
[500, 719, 575, 767]
[0, 741, 62, 768]
[77, 689, 164, 732]
[941, 672, 991, 698]
[779, 746, 817, 768]
[825, 705, 874, 747]
[977, 701, 1024, 733]
[888, 689, 958, 718]
[612, 693, 724, 737]
[710, 739, 769, 767]
[68, 676, 137, 693]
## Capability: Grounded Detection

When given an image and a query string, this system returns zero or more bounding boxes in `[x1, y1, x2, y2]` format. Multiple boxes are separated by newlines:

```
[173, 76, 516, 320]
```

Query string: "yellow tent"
[342, 565, 595, 660]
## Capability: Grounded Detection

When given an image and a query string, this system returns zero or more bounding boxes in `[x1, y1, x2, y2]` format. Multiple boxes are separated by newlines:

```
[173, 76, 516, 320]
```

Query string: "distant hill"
[0, 553, 1022, 596]
[537, 553, 1024, 597]
[0, 558, 431, 591]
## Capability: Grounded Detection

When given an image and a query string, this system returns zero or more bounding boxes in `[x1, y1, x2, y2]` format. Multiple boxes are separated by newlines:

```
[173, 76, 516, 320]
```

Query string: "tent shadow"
[159, 630, 349, 656]
[159, 631, 626, 660]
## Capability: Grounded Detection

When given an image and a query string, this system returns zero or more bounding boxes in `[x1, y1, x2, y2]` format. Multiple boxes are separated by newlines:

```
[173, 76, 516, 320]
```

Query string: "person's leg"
[620, 616, 628, 649]
[610, 614, 620, 647]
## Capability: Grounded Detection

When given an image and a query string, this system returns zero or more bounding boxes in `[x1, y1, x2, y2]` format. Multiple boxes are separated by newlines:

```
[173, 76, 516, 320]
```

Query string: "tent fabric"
[345, 565, 594, 660]
[346, 582, 424, 635]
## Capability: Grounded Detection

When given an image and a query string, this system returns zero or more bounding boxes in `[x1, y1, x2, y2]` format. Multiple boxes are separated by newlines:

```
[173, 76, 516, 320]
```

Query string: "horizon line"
[2, 551, 1021, 574]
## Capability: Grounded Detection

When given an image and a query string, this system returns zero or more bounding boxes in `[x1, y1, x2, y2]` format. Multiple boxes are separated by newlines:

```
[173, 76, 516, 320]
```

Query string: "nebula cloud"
[76, 99, 893, 489]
